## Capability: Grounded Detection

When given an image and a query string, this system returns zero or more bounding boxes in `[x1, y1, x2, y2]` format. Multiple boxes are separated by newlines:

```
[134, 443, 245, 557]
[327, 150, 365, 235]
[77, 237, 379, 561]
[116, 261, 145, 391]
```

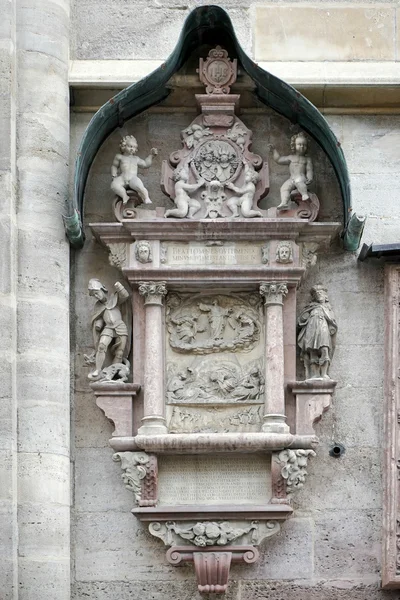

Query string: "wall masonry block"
[254, 6, 396, 61]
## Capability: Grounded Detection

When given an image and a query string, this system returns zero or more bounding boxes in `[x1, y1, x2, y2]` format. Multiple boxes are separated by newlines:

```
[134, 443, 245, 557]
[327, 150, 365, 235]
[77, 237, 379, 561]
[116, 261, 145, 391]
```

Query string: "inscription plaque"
[158, 454, 271, 505]
[164, 242, 261, 266]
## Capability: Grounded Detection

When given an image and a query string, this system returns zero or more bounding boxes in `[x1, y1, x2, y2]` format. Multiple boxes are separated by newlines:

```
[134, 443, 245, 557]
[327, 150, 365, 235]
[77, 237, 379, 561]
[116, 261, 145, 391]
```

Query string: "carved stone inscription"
[163, 242, 261, 267]
[158, 455, 271, 505]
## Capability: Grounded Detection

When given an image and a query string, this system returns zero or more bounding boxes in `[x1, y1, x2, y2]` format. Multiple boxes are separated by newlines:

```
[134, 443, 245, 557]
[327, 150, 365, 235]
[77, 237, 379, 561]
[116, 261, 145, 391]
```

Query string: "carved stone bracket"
[90, 382, 140, 437]
[168, 546, 258, 594]
[149, 519, 280, 594]
[113, 451, 158, 506]
[288, 379, 337, 435]
[277, 449, 316, 498]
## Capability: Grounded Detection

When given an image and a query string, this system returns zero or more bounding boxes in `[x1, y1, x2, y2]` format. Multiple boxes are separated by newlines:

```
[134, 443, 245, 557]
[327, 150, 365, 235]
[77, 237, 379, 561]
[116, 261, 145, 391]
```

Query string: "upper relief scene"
[82, 44, 342, 228]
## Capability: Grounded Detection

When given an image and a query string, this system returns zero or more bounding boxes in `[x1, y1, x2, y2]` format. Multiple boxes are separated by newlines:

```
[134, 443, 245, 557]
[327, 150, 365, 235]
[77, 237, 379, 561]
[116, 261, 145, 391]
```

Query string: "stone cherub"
[86, 279, 130, 381]
[268, 132, 313, 210]
[226, 163, 263, 218]
[165, 166, 204, 219]
[111, 135, 158, 205]
[297, 285, 337, 380]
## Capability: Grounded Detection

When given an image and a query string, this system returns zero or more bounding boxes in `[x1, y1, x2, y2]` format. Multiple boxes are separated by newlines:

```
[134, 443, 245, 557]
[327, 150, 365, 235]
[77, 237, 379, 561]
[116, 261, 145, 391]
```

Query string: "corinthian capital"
[138, 281, 167, 305]
[259, 282, 288, 306]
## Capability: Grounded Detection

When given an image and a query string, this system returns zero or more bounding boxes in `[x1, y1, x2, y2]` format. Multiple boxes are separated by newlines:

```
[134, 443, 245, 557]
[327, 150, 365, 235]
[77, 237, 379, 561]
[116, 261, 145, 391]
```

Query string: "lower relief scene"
[165, 292, 264, 433]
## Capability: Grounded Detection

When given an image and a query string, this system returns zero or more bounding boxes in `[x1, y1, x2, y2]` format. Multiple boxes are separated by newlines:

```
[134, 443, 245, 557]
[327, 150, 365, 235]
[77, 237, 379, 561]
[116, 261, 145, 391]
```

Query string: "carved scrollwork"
[149, 520, 280, 548]
[113, 451, 150, 504]
[138, 281, 167, 305]
[278, 449, 316, 497]
[259, 282, 288, 306]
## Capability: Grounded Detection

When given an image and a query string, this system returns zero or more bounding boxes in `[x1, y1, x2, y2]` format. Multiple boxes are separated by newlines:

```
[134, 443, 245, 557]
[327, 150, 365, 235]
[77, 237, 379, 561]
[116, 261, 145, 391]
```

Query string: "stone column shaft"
[15, 0, 71, 597]
[138, 281, 168, 435]
[260, 283, 290, 433]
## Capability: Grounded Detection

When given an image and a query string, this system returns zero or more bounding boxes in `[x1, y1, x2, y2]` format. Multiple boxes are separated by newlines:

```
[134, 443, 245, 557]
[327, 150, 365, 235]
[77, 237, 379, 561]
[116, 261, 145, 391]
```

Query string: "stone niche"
[84, 45, 340, 594]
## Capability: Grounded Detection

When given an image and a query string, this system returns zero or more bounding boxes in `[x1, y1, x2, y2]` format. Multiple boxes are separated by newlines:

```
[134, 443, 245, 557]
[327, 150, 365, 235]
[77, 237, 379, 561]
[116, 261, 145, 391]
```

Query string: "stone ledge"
[109, 432, 318, 453]
[132, 504, 293, 521]
[69, 59, 400, 88]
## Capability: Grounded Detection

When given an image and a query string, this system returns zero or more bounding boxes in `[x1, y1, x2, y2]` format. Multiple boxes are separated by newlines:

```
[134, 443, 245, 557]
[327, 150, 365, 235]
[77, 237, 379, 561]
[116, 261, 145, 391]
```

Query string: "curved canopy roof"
[68, 4, 351, 248]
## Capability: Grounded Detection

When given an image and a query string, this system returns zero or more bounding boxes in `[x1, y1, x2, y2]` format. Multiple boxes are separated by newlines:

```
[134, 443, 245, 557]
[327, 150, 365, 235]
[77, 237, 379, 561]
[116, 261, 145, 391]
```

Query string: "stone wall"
[2, 0, 400, 598]
[70, 98, 400, 600]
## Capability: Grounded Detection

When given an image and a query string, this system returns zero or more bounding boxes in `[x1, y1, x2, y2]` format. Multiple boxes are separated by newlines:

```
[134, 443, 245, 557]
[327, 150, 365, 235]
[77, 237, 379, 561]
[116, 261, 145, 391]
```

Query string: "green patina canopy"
[67, 4, 354, 249]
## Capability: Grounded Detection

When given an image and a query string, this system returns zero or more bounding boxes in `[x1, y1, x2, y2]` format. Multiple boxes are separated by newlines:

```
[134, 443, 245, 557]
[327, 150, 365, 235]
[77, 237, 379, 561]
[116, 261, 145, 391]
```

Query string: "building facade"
[2, 1, 400, 599]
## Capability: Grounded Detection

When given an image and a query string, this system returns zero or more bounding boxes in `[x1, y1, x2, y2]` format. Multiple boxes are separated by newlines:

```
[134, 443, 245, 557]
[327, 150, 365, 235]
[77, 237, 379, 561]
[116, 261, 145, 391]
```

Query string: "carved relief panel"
[165, 292, 264, 433]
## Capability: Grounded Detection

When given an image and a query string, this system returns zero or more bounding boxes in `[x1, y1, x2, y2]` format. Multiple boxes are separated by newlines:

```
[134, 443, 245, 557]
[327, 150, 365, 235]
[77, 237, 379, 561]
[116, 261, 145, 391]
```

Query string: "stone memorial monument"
[87, 46, 339, 593]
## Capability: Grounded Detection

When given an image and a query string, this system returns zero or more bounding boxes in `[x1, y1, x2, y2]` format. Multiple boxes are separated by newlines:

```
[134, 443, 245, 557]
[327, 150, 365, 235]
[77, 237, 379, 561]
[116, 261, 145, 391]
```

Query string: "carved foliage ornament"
[278, 449, 316, 497]
[149, 520, 280, 548]
[138, 281, 167, 305]
[113, 451, 150, 504]
[259, 282, 288, 306]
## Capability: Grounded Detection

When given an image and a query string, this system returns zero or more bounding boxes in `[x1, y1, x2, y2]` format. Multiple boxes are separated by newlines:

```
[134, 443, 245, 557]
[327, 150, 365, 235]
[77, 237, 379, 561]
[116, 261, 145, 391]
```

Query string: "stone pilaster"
[16, 0, 71, 597]
[259, 282, 290, 433]
[138, 281, 168, 435]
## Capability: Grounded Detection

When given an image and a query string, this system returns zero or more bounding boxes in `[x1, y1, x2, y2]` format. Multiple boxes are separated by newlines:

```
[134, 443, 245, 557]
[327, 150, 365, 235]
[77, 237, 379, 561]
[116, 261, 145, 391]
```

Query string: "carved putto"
[161, 46, 269, 220]
[111, 135, 157, 205]
[166, 294, 262, 354]
[85, 279, 130, 382]
[297, 285, 337, 380]
[268, 132, 313, 210]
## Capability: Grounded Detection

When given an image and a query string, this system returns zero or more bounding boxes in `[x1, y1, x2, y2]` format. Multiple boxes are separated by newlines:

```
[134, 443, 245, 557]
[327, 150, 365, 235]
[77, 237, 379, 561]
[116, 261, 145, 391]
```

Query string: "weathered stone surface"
[18, 453, 70, 506]
[18, 558, 70, 600]
[71, 5, 250, 59]
[18, 504, 70, 558]
[240, 581, 399, 600]
[295, 447, 382, 512]
[72, 579, 239, 600]
[332, 386, 382, 448]
[236, 518, 313, 580]
[314, 509, 381, 578]
[255, 6, 395, 61]
[74, 447, 135, 512]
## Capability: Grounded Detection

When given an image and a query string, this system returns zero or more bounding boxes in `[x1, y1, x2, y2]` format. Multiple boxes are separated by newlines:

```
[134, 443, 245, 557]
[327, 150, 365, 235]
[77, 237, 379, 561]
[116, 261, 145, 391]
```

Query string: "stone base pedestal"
[91, 382, 141, 437]
[262, 413, 290, 434]
[288, 379, 337, 435]
[138, 415, 168, 435]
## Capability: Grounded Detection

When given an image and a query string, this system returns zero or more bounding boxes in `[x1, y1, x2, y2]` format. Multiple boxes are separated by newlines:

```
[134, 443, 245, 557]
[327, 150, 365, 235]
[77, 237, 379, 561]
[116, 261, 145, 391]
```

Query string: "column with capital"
[138, 281, 168, 435]
[259, 282, 290, 433]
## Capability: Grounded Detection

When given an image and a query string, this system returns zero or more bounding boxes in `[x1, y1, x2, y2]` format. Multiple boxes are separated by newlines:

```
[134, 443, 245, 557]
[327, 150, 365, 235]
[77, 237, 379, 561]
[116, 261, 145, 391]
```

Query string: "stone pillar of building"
[0, 0, 18, 595]
[259, 282, 290, 433]
[15, 0, 71, 597]
[137, 281, 168, 435]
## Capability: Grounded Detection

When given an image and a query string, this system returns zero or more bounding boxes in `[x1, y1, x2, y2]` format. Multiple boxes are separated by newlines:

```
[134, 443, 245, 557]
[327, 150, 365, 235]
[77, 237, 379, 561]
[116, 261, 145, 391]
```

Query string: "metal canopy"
[67, 4, 352, 249]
